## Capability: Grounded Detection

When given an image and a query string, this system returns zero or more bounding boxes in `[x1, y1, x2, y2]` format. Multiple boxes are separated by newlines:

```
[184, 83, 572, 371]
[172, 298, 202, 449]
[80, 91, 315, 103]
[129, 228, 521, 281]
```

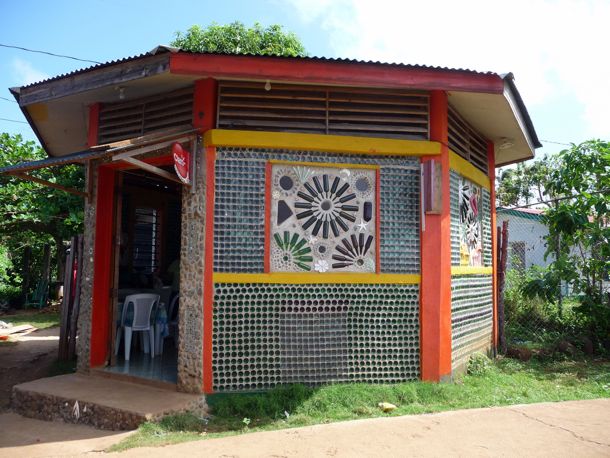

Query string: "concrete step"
[11, 373, 206, 430]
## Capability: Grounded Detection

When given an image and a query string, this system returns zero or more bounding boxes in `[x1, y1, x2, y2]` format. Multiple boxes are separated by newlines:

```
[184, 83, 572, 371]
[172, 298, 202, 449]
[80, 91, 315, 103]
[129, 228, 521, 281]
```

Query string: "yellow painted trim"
[213, 272, 421, 284]
[270, 159, 379, 170]
[204, 129, 441, 157]
[451, 266, 493, 276]
[449, 151, 491, 190]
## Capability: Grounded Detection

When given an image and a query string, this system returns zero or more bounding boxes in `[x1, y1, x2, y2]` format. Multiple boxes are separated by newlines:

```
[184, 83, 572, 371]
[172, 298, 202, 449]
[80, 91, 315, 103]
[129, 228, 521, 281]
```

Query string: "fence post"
[496, 221, 509, 354]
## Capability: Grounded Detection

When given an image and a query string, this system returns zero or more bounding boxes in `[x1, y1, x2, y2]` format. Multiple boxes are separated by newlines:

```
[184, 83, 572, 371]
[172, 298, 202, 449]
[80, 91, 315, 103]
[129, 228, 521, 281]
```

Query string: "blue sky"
[1, 0, 608, 160]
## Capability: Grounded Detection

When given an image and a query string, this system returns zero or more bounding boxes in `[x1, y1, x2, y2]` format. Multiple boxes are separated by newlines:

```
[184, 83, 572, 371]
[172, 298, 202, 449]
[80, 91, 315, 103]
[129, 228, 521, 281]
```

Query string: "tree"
[171, 21, 307, 57]
[0, 133, 84, 304]
[496, 154, 560, 208]
[524, 140, 610, 339]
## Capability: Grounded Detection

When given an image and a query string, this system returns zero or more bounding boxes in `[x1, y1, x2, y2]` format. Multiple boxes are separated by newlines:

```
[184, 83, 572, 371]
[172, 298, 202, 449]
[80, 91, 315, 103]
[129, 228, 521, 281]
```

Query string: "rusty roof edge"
[16, 45, 500, 92]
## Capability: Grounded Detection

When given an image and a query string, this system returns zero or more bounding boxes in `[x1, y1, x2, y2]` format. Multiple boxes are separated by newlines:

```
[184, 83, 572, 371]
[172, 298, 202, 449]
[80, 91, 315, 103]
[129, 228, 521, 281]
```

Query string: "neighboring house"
[496, 207, 549, 270]
[0, 46, 540, 394]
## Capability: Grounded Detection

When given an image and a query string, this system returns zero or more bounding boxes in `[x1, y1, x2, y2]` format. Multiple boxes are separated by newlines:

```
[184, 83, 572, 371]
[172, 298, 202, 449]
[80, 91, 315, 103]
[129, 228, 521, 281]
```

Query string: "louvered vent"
[218, 82, 429, 140]
[448, 105, 488, 173]
[97, 87, 193, 144]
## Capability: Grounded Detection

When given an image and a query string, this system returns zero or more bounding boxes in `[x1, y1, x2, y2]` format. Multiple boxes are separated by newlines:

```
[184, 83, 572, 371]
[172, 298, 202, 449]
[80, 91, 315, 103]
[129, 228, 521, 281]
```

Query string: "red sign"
[172, 142, 190, 184]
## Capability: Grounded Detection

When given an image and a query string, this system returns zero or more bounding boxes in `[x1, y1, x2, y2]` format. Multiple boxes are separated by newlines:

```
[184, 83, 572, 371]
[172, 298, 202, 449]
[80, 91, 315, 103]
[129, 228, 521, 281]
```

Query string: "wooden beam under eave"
[10, 172, 88, 198]
[120, 157, 184, 184]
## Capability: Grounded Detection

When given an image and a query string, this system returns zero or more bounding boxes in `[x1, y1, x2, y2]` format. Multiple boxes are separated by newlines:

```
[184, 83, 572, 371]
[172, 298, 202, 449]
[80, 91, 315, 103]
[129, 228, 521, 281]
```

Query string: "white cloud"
[285, 0, 610, 138]
[12, 58, 50, 86]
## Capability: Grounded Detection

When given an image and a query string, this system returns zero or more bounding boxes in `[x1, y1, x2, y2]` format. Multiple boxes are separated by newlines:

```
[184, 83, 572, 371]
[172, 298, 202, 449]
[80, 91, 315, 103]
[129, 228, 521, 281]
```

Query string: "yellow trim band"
[451, 266, 493, 276]
[213, 273, 421, 284]
[204, 129, 441, 157]
[449, 150, 491, 190]
[269, 159, 379, 170]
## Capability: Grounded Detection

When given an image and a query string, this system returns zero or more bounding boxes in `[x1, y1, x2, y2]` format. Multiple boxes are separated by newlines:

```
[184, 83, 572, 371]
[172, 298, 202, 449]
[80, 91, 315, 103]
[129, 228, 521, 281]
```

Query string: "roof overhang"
[448, 73, 541, 167]
[9, 48, 540, 165]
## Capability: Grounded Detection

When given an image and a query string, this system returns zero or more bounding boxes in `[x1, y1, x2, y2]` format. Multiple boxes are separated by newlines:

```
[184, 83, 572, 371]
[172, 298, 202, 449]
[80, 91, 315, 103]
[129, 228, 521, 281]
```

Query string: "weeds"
[109, 355, 610, 452]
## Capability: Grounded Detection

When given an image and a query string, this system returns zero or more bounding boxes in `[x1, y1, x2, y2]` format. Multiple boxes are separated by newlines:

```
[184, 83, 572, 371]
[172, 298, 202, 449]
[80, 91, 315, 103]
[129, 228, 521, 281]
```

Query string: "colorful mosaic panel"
[451, 275, 493, 370]
[214, 148, 420, 273]
[270, 164, 377, 273]
[448, 172, 484, 267]
[212, 283, 421, 392]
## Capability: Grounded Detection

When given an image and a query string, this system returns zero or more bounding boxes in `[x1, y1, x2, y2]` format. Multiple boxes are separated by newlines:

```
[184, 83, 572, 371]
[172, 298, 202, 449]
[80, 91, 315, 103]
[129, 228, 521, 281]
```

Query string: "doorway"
[105, 166, 182, 384]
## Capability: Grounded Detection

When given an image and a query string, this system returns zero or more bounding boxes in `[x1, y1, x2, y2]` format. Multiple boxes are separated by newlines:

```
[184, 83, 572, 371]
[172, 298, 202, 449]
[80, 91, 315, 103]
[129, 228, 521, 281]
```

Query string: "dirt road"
[0, 327, 60, 411]
[115, 399, 610, 458]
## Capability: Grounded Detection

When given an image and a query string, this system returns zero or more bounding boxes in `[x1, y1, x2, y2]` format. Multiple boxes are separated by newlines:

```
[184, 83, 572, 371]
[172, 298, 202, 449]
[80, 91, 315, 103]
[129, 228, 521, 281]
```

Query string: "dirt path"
[1, 399, 609, 456]
[113, 399, 610, 458]
[0, 327, 60, 411]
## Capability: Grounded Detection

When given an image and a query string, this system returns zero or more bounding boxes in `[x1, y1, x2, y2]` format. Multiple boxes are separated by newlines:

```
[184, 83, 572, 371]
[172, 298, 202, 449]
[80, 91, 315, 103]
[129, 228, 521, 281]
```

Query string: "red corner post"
[87, 103, 100, 147]
[487, 141, 499, 350]
[90, 166, 115, 366]
[194, 78, 218, 393]
[420, 90, 452, 381]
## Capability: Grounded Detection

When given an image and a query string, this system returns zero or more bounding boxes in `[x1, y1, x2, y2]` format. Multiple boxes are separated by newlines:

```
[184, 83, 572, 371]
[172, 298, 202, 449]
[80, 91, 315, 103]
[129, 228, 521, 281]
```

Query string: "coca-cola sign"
[172, 142, 190, 184]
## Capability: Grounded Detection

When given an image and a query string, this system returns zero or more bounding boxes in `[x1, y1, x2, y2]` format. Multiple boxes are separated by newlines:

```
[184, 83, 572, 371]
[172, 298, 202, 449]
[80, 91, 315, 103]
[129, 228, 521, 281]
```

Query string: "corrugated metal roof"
[15, 45, 498, 90]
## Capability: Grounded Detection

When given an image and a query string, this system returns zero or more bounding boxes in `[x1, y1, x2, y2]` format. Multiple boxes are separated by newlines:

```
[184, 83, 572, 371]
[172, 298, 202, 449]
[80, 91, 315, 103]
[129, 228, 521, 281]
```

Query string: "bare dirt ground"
[0, 327, 60, 411]
[1, 399, 608, 457]
[113, 399, 610, 458]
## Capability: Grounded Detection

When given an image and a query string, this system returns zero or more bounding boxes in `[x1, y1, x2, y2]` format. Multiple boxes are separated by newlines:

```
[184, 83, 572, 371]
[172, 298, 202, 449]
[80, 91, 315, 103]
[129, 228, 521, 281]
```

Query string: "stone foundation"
[177, 140, 206, 393]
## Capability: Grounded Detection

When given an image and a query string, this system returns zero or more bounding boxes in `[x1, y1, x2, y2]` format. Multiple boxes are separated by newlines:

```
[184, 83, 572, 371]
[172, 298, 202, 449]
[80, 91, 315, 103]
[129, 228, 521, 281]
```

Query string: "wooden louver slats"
[97, 87, 193, 144]
[447, 105, 489, 174]
[218, 82, 429, 140]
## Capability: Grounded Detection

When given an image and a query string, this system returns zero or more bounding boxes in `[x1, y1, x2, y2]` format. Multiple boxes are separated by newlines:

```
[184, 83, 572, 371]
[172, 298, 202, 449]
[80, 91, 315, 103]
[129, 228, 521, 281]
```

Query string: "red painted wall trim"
[264, 162, 272, 273]
[420, 90, 452, 381]
[193, 78, 218, 132]
[87, 103, 100, 147]
[171, 54, 504, 95]
[488, 141, 499, 349]
[203, 146, 216, 393]
[90, 166, 115, 367]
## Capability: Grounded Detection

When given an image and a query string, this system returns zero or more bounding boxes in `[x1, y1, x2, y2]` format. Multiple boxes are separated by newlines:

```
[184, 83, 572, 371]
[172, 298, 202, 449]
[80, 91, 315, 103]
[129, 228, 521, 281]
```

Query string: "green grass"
[109, 356, 610, 451]
[1, 312, 60, 329]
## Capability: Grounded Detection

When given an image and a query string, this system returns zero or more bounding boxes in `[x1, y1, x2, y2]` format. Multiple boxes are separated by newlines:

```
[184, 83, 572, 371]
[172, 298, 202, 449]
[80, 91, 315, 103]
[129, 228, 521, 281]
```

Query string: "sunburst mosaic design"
[270, 163, 377, 273]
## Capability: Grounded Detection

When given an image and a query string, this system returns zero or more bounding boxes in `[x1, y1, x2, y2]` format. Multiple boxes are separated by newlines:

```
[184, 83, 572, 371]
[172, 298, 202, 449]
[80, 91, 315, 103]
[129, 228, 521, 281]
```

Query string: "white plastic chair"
[156, 294, 179, 356]
[115, 293, 159, 361]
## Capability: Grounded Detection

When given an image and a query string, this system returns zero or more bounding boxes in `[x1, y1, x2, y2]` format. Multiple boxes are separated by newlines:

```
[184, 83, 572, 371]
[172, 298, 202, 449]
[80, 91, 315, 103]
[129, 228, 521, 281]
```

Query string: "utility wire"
[0, 43, 102, 65]
[540, 139, 573, 147]
[0, 117, 28, 124]
[0, 96, 17, 103]
[502, 188, 610, 211]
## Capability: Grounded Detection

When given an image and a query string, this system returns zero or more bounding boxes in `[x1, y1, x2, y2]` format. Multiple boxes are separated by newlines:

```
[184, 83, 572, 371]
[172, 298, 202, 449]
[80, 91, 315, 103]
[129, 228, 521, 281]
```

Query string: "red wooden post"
[420, 90, 452, 381]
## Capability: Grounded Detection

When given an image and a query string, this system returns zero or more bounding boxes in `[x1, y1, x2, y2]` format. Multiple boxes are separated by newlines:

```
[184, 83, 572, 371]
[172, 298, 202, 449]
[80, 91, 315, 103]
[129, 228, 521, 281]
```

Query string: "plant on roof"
[170, 21, 307, 57]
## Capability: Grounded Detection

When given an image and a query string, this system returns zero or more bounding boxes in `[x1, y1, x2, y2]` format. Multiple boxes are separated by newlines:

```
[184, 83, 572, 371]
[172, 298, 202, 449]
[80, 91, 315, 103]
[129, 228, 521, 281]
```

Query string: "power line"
[540, 139, 572, 147]
[0, 43, 102, 65]
[0, 96, 17, 103]
[502, 187, 610, 211]
[0, 117, 28, 124]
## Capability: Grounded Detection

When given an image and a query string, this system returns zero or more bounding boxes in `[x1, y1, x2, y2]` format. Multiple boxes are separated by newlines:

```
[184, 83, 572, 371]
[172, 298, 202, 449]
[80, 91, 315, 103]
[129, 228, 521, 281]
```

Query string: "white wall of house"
[496, 210, 550, 270]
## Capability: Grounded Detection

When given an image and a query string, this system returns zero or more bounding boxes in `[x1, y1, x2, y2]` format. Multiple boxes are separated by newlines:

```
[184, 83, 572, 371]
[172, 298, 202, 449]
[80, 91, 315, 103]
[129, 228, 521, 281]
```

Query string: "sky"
[1, 0, 608, 161]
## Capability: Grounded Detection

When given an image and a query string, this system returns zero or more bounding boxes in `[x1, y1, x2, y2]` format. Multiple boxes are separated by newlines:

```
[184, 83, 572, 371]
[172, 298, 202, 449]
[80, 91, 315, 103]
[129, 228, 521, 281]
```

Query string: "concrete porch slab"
[11, 373, 205, 430]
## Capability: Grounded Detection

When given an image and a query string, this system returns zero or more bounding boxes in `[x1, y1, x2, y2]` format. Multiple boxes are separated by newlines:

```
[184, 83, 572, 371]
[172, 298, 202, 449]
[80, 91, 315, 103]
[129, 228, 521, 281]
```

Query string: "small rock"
[378, 402, 397, 413]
